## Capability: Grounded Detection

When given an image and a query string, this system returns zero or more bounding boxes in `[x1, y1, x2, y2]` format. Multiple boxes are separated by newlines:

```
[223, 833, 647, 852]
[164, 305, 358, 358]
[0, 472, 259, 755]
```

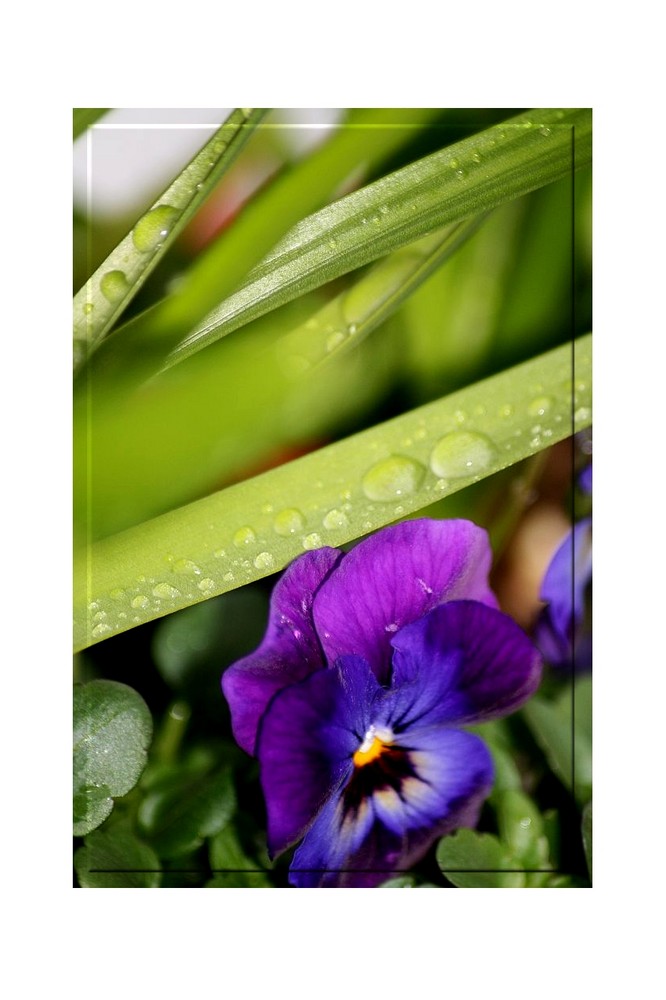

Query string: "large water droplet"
[273, 509, 305, 536]
[254, 551, 275, 570]
[429, 431, 497, 479]
[233, 526, 256, 547]
[131, 595, 148, 609]
[197, 578, 215, 592]
[132, 205, 178, 252]
[322, 508, 349, 530]
[361, 455, 425, 501]
[100, 270, 129, 302]
[152, 582, 180, 600]
[92, 622, 112, 639]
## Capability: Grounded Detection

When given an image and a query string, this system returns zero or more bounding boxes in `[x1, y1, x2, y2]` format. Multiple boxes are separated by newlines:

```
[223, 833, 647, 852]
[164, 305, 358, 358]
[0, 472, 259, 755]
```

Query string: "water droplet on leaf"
[100, 270, 129, 302]
[233, 526, 256, 547]
[362, 455, 425, 501]
[273, 509, 305, 536]
[429, 431, 496, 479]
[132, 205, 178, 252]
[152, 582, 180, 599]
[302, 532, 322, 550]
[323, 508, 349, 530]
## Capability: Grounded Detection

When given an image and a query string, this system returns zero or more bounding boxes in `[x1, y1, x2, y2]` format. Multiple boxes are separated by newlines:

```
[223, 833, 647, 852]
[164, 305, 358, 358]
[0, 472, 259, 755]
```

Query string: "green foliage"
[75, 822, 161, 888]
[138, 748, 236, 857]
[73, 680, 152, 835]
[522, 675, 592, 805]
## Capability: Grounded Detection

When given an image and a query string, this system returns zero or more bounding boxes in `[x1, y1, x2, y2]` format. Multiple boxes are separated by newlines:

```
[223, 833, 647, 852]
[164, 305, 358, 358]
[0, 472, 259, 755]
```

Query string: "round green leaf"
[75, 823, 161, 888]
[73, 680, 153, 836]
[436, 830, 525, 888]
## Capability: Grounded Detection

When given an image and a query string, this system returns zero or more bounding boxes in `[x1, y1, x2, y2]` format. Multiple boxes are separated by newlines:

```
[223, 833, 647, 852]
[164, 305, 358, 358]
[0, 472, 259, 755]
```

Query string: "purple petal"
[289, 728, 492, 888]
[579, 464, 592, 495]
[313, 519, 497, 682]
[257, 655, 380, 857]
[221, 547, 341, 754]
[390, 601, 542, 726]
[537, 518, 592, 666]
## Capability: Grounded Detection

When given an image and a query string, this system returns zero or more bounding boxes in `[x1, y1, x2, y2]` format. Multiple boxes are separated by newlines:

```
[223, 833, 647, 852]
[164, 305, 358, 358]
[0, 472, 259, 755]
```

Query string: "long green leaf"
[165, 108, 591, 369]
[73, 334, 591, 651]
[223, 214, 488, 376]
[73, 108, 109, 140]
[85, 109, 443, 387]
[73, 108, 266, 373]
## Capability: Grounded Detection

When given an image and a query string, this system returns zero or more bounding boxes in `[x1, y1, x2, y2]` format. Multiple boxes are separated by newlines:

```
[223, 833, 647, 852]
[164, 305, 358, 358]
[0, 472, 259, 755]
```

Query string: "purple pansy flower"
[536, 466, 592, 669]
[222, 519, 542, 887]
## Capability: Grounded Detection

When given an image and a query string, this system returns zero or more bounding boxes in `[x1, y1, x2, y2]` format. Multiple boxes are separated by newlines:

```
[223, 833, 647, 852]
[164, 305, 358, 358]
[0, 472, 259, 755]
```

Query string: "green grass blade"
[73, 334, 591, 651]
[167, 108, 591, 369]
[273, 213, 489, 375]
[73, 108, 266, 373]
[85, 109, 443, 388]
[73, 108, 109, 140]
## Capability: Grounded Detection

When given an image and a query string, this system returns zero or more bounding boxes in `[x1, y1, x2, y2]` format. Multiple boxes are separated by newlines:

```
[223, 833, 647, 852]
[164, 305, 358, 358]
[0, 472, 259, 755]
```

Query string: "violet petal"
[221, 547, 341, 754]
[390, 600, 542, 726]
[257, 657, 378, 857]
[313, 519, 497, 682]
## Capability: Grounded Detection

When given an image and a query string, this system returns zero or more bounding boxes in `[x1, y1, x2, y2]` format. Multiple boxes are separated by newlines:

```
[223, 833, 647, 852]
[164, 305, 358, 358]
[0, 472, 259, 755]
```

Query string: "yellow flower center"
[353, 735, 386, 767]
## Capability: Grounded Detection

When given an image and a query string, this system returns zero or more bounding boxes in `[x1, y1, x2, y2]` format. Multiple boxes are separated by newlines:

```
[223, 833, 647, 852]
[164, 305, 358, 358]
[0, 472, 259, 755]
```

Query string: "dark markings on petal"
[342, 745, 427, 820]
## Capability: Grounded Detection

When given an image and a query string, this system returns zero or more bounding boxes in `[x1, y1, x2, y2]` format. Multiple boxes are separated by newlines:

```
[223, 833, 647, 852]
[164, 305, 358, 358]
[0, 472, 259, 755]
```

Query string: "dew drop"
[273, 508, 305, 536]
[498, 403, 514, 418]
[131, 595, 148, 609]
[152, 582, 180, 600]
[328, 238, 338, 249]
[455, 168, 466, 179]
[302, 532, 322, 550]
[471, 152, 482, 163]
[223, 571, 234, 582]
[233, 526, 256, 547]
[100, 270, 130, 303]
[449, 158, 459, 169]
[198, 578, 215, 592]
[539, 126, 552, 137]
[132, 205, 178, 252]
[528, 395, 553, 417]
[326, 330, 346, 352]
[92, 623, 112, 639]
[323, 508, 349, 530]
[574, 406, 592, 423]
[84, 302, 94, 314]
[429, 431, 497, 479]
[172, 558, 201, 576]
[254, 551, 275, 570]
[109, 588, 125, 601]
[361, 455, 426, 502]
